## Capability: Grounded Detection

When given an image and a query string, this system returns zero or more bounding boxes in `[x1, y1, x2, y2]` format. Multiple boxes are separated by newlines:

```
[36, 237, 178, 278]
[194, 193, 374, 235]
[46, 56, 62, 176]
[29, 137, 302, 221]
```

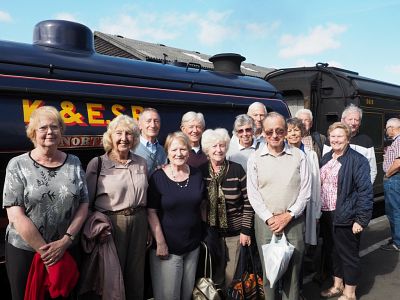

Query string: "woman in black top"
[147, 131, 205, 300]
[200, 128, 254, 290]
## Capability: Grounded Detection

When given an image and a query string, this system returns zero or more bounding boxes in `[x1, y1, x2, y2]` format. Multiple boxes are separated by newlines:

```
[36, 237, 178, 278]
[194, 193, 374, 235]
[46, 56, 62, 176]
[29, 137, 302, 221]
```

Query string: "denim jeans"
[384, 174, 400, 246]
[150, 246, 200, 300]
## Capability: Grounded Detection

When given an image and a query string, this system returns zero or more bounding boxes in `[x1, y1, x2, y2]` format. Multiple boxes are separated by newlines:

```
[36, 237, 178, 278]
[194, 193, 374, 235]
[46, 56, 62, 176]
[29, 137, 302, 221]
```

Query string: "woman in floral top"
[2, 106, 89, 300]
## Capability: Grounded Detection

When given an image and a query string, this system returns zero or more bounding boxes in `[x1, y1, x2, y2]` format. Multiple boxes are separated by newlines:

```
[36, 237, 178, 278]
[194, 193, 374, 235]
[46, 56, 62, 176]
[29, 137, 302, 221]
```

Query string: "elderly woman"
[3, 106, 89, 300]
[227, 114, 261, 171]
[319, 122, 373, 300]
[180, 111, 208, 168]
[85, 114, 148, 300]
[147, 131, 205, 300]
[286, 118, 321, 246]
[200, 128, 254, 290]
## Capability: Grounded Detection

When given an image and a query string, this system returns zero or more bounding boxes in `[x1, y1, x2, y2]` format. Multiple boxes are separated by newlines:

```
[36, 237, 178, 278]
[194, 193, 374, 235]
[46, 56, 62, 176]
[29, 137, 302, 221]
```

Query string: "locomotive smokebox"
[33, 20, 94, 53]
[209, 53, 246, 75]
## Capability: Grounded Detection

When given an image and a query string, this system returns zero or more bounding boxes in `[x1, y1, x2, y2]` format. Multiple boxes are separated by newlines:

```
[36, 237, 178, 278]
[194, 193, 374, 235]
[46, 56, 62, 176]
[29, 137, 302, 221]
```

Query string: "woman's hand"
[39, 236, 71, 266]
[156, 242, 169, 259]
[352, 222, 363, 234]
[240, 233, 251, 246]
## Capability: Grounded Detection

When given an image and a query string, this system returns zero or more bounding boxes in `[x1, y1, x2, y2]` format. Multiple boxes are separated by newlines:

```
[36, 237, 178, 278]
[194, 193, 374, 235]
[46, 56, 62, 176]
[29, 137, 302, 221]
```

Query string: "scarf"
[207, 160, 228, 229]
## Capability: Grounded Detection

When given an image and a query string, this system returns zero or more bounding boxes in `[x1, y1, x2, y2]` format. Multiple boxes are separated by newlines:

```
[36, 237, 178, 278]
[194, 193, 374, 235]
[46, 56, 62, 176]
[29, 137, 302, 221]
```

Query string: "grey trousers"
[214, 235, 241, 289]
[254, 214, 305, 300]
[108, 208, 148, 300]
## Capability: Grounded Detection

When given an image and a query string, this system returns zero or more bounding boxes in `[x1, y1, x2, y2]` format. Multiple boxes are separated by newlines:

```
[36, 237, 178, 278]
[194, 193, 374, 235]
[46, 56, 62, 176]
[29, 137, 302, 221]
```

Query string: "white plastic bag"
[261, 232, 295, 288]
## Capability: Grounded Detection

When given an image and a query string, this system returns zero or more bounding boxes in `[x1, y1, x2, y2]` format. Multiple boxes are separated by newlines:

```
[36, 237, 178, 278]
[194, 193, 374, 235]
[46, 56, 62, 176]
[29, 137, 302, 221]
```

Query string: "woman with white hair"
[200, 128, 254, 291]
[85, 114, 148, 300]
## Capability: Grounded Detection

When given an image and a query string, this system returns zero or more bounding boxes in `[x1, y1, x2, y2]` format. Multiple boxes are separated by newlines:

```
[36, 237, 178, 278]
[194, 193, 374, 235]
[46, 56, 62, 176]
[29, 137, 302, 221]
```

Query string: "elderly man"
[295, 108, 326, 162]
[133, 108, 167, 175]
[323, 104, 377, 183]
[380, 118, 400, 252]
[247, 112, 311, 300]
[247, 102, 267, 144]
[180, 111, 208, 168]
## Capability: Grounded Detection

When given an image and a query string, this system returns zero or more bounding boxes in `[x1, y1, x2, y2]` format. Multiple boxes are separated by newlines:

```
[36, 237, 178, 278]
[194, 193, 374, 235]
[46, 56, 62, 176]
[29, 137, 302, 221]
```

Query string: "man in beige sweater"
[247, 112, 311, 300]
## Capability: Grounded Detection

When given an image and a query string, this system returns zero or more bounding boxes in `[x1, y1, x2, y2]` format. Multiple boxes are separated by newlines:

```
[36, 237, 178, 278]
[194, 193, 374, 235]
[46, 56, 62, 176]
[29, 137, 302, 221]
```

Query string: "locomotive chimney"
[209, 53, 246, 75]
[33, 20, 94, 53]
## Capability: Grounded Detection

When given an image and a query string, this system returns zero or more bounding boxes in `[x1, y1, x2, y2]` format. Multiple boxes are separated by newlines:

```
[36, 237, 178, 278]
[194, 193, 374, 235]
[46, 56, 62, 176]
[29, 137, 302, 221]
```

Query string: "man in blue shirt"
[133, 108, 167, 175]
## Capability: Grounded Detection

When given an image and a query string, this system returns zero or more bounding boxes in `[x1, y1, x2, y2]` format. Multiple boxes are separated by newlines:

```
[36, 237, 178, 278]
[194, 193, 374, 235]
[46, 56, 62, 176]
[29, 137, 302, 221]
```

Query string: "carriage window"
[360, 112, 383, 149]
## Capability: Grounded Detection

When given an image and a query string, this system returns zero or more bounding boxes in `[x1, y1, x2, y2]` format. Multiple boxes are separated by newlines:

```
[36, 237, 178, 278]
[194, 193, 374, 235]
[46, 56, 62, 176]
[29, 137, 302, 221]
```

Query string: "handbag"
[192, 242, 222, 300]
[227, 245, 264, 300]
[261, 232, 295, 288]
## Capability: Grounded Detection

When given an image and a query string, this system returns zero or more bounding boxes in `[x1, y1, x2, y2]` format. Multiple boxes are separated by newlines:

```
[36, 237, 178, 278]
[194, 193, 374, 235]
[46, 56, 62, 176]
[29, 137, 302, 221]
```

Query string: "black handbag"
[192, 242, 222, 300]
[227, 245, 264, 300]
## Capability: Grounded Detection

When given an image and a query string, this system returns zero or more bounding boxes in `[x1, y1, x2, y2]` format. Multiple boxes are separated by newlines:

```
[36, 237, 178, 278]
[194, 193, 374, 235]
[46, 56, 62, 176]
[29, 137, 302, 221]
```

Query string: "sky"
[1, 0, 400, 85]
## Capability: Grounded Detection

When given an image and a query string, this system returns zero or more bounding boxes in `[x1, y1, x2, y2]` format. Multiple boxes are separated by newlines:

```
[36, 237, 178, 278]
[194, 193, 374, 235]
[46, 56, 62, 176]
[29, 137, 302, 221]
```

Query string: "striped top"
[200, 160, 254, 237]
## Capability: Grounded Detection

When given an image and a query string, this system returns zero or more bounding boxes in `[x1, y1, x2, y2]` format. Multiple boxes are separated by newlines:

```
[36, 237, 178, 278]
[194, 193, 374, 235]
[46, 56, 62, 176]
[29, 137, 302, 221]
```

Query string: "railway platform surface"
[302, 215, 399, 300]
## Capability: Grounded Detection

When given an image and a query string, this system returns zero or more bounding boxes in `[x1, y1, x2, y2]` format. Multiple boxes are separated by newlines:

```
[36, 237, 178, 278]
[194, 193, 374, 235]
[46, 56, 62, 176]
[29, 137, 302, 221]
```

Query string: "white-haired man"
[295, 108, 326, 162]
[180, 111, 208, 168]
[323, 104, 377, 183]
[247, 102, 267, 145]
[380, 118, 400, 252]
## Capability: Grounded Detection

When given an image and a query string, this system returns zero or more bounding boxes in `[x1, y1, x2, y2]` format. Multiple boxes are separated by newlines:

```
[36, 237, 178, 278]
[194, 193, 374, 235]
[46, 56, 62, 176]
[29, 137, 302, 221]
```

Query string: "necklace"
[109, 152, 128, 165]
[170, 164, 190, 188]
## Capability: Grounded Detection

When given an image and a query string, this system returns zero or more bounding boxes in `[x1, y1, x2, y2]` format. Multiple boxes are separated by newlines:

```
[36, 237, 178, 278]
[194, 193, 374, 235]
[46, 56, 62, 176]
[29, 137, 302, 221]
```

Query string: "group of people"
[2, 101, 398, 300]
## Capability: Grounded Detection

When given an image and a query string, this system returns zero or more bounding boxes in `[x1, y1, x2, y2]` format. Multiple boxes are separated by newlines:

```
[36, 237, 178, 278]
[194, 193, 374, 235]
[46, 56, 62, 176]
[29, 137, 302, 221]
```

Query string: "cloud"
[98, 13, 181, 41]
[245, 21, 280, 38]
[97, 10, 236, 47]
[0, 11, 12, 22]
[386, 64, 400, 74]
[54, 13, 80, 23]
[279, 23, 347, 58]
[197, 10, 235, 46]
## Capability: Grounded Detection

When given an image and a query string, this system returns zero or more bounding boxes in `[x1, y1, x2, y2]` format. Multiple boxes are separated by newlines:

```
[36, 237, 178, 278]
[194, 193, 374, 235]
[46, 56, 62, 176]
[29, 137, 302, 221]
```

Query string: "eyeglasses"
[265, 128, 286, 137]
[37, 125, 60, 133]
[385, 126, 393, 132]
[237, 128, 253, 134]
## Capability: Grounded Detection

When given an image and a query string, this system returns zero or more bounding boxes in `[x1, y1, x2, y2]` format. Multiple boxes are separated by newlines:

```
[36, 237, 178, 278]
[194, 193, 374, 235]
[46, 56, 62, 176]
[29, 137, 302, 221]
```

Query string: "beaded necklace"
[170, 164, 190, 188]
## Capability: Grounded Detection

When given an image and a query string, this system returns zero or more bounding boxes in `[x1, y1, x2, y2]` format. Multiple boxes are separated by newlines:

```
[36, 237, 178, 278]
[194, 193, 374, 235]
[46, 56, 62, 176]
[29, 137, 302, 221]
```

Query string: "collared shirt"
[227, 138, 258, 171]
[383, 134, 400, 173]
[140, 135, 158, 154]
[247, 143, 311, 222]
[320, 158, 341, 211]
[86, 152, 148, 211]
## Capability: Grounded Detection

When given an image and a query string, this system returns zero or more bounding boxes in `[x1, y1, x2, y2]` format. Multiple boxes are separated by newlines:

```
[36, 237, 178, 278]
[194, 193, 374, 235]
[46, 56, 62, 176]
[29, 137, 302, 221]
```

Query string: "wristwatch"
[288, 210, 295, 218]
[65, 232, 75, 241]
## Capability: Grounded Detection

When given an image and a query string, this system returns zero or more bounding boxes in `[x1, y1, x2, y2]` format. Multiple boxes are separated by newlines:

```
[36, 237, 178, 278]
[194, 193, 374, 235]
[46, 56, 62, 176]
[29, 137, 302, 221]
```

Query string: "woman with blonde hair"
[319, 122, 373, 300]
[147, 131, 205, 300]
[3, 106, 89, 300]
[85, 114, 148, 300]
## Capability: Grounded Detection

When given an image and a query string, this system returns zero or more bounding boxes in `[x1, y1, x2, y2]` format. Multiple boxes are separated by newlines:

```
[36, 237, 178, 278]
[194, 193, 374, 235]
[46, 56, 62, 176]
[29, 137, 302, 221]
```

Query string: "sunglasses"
[237, 128, 253, 134]
[265, 128, 286, 137]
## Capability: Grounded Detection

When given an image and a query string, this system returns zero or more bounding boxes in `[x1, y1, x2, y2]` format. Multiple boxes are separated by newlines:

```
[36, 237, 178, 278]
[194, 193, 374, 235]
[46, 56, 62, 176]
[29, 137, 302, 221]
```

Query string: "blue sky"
[1, 0, 400, 84]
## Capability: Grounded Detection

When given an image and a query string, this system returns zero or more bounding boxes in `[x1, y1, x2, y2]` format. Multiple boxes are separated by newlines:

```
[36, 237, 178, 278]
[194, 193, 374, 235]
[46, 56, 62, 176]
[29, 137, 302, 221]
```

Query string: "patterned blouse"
[2, 152, 89, 251]
[320, 158, 342, 211]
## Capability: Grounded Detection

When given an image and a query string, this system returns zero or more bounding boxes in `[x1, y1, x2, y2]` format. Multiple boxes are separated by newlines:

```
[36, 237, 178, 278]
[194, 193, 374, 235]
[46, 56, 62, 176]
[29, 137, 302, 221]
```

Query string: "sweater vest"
[254, 147, 302, 214]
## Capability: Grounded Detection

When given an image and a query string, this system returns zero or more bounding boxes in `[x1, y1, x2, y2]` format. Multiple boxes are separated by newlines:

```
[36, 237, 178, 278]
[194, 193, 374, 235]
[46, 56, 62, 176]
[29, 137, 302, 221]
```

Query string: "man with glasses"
[380, 118, 400, 252]
[227, 114, 261, 171]
[247, 112, 311, 300]
[133, 108, 167, 175]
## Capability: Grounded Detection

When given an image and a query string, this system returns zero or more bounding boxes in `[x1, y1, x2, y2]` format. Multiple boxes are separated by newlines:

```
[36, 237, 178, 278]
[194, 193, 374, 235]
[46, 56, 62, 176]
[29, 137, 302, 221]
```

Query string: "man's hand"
[266, 212, 292, 234]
